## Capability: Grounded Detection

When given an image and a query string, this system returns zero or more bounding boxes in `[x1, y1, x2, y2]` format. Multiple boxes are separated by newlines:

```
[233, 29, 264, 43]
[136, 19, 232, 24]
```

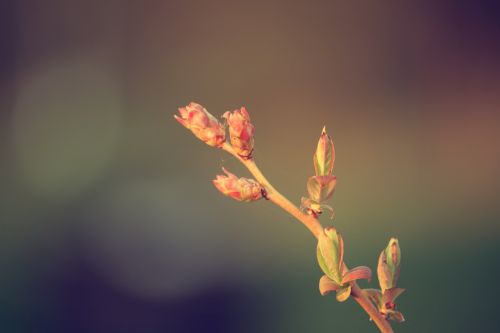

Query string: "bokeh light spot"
[12, 58, 123, 199]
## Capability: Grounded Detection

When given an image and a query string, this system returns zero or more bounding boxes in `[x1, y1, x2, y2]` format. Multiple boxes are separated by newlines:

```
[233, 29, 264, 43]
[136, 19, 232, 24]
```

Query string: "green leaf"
[317, 232, 342, 284]
[385, 238, 401, 268]
[383, 238, 401, 287]
[317, 245, 331, 278]
[324, 227, 344, 275]
[307, 176, 337, 203]
[336, 285, 351, 302]
[377, 250, 393, 292]
[313, 127, 335, 176]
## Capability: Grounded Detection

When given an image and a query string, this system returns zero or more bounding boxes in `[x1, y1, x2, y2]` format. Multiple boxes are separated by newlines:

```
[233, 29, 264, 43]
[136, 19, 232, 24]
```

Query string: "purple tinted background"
[1, 1, 499, 332]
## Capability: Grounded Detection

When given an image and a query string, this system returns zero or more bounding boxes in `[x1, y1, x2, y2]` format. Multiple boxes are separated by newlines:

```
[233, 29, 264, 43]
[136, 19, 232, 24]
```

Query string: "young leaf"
[319, 275, 341, 296]
[324, 227, 344, 274]
[377, 250, 393, 292]
[364, 289, 383, 309]
[385, 238, 401, 269]
[386, 310, 405, 323]
[317, 230, 342, 284]
[306, 176, 337, 203]
[377, 238, 402, 292]
[318, 176, 337, 201]
[336, 284, 352, 302]
[382, 287, 405, 305]
[341, 266, 372, 284]
[307, 176, 322, 202]
[313, 127, 335, 176]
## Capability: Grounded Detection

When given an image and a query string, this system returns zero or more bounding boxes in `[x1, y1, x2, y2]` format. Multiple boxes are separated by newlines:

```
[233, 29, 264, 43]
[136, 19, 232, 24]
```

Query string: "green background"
[1, 1, 499, 332]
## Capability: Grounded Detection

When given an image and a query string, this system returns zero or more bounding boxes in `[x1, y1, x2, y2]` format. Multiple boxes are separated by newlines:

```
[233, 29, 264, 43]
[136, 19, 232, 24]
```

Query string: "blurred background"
[1, 0, 500, 332]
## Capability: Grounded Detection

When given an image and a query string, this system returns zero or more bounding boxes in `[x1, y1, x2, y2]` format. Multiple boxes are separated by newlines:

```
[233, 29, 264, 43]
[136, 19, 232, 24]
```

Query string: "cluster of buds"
[212, 168, 263, 202]
[365, 238, 405, 322]
[223, 107, 254, 159]
[301, 127, 337, 218]
[317, 227, 372, 302]
[175, 102, 261, 203]
[174, 102, 256, 158]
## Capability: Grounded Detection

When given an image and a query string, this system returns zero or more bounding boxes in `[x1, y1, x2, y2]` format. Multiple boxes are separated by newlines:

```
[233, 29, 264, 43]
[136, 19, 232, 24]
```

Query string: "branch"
[222, 143, 323, 238]
[222, 143, 394, 333]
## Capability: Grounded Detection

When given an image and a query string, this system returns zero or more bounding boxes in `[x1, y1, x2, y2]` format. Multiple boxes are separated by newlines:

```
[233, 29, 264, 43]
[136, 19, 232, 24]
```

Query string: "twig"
[222, 142, 394, 333]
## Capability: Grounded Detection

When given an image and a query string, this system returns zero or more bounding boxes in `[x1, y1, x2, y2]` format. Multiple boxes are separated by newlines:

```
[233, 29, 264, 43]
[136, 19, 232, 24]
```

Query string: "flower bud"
[313, 126, 335, 176]
[223, 107, 254, 159]
[377, 238, 401, 292]
[386, 238, 401, 268]
[212, 168, 262, 202]
[174, 102, 226, 147]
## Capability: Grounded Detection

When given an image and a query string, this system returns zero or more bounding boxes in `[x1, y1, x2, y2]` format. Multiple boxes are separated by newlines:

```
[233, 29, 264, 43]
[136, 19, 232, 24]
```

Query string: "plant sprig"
[174, 102, 405, 333]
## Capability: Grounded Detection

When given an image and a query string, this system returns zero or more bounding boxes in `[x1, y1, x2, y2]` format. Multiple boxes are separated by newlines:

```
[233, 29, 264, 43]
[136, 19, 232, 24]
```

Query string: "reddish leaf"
[342, 266, 372, 284]
[383, 287, 405, 304]
[386, 310, 405, 323]
[319, 275, 341, 296]
[318, 176, 337, 201]
[364, 289, 383, 309]
[307, 176, 321, 202]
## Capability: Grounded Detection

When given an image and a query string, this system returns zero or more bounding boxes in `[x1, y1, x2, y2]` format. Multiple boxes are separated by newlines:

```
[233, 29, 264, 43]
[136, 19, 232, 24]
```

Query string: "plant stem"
[351, 284, 394, 333]
[222, 143, 394, 333]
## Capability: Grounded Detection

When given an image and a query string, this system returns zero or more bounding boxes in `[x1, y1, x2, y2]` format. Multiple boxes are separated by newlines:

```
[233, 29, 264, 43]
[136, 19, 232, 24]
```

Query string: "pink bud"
[223, 107, 254, 159]
[174, 102, 226, 147]
[212, 168, 262, 202]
